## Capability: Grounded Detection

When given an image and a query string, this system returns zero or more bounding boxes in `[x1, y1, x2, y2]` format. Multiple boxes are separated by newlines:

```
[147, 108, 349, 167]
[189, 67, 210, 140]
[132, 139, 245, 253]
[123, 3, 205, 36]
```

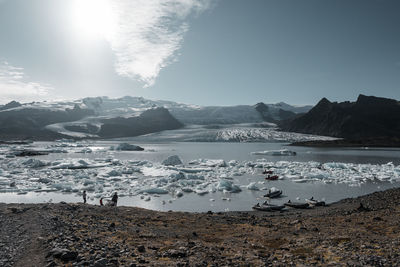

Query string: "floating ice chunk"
[196, 190, 209, 196]
[269, 187, 280, 192]
[181, 188, 193, 193]
[113, 143, 144, 151]
[51, 183, 74, 192]
[216, 180, 242, 193]
[21, 158, 48, 168]
[168, 172, 185, 181]
[144, 196, 151, 201]
[175, 190, 184, 198]
[209, 198, 215, 202]
[162, 155, 183, 166]
[177, 167, 212, 173]
[251, 149, 297, 156]
[129, 160, 151, 166]
[77, 148, 92, 153]
[323, 162, 348, 169]
[139, 188, 169, 194]
[190, 159, 227, 167]
[228, 160, 238, 166]
[141, 166, 178, 177]
[38, 178, 52, 184]
[246, 182, 259, 191]
[186, 174, 205, 180]
[106, 169, 122, 177]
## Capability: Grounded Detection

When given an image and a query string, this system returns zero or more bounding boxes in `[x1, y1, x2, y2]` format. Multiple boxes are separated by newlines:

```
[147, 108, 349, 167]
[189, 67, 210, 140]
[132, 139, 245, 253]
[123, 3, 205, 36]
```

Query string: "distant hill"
[280, 95, 400, 139]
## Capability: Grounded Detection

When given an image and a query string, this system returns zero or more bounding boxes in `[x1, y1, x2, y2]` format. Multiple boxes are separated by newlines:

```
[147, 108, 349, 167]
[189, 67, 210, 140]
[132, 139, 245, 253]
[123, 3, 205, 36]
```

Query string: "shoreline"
[1, 187, 400, 266]
[290, 138, 400, 148]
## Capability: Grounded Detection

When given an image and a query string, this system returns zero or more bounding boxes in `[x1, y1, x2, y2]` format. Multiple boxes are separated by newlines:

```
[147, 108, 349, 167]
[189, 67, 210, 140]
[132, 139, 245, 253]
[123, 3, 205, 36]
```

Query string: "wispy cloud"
[0, 62, 52, 104]
[107, 0, 211, 87]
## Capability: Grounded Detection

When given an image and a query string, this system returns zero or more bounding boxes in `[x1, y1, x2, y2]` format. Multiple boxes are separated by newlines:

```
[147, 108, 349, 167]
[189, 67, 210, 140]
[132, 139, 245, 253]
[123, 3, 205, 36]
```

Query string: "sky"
[0, 0, 399, 106]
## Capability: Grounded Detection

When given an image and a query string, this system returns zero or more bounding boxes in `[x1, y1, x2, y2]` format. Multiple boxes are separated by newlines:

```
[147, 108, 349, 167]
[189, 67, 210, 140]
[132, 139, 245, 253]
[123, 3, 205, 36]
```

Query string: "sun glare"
[71, 0, 116, 41]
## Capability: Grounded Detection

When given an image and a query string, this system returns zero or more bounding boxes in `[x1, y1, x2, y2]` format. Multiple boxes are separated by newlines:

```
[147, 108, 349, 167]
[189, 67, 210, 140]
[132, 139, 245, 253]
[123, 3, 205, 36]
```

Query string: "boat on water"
[265, 175, 279, 181]
[284, 200, 310, 209]
[264, 189, 282, 198]
[252, 203, 285, 211]
[305, 197, 326, 206]
[262, 170, 274, 175]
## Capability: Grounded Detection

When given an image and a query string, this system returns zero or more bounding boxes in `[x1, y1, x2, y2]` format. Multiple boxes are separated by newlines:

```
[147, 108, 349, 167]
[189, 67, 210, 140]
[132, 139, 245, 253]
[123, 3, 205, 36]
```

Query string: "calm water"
[1, 141, 400, 212]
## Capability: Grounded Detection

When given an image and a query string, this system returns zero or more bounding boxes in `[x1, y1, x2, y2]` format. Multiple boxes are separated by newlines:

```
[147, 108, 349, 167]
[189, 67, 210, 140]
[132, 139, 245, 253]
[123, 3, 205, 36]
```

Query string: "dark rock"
[60, 251, 78, 262]
[137, 245, 145, 253]
[94, 258, 108, 267]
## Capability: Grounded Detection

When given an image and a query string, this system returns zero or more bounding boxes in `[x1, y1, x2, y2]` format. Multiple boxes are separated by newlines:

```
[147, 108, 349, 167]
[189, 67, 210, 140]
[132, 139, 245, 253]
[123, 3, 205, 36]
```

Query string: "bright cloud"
[106, 0, 211, 87]
[0, 62, 53, 104]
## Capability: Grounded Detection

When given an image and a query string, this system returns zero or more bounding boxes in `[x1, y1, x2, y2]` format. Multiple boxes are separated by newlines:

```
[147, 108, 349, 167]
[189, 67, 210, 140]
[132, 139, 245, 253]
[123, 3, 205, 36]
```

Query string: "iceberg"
[246, 182, 259, 191]
[113, 143, 144, 151]
[216, 180, 242, 193]
[162, 155, 183, 166]
[139, 188, 169, 194]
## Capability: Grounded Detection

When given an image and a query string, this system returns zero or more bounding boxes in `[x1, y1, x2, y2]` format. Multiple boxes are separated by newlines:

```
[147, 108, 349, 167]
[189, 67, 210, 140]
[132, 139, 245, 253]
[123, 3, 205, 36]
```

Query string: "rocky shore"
[1, 188, 400, 266]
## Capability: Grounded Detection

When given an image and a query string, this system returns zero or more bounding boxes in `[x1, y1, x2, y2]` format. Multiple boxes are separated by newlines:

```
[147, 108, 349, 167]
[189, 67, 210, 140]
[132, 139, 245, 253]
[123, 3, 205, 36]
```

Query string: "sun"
[71, 0, 116, 41]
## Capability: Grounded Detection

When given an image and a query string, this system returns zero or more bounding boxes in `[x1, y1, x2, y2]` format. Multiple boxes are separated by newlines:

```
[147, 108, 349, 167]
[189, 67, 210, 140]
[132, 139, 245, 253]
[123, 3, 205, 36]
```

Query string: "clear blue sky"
[0, 0, 399, 105]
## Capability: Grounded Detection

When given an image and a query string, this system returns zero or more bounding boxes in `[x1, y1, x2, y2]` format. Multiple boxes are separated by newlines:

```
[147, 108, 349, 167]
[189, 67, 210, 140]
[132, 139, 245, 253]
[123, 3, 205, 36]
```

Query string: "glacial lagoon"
[1, 140, 400, 212]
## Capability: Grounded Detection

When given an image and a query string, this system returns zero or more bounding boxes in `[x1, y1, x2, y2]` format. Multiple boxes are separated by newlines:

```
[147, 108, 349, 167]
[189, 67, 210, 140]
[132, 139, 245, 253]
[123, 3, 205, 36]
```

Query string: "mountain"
[98, 107, 183, 138]
[0, 101, 22, 111]
[0, 104, 95, 140]
[0, 96, 311, 140]
[280, 95, 400, 139]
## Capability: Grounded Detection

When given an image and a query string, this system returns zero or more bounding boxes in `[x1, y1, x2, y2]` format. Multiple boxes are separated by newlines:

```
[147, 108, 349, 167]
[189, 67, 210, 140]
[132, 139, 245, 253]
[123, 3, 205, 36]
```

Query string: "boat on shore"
[305, 197, 326, 206]
[252, 203, 285, 211]
[284, 200, 310, 209]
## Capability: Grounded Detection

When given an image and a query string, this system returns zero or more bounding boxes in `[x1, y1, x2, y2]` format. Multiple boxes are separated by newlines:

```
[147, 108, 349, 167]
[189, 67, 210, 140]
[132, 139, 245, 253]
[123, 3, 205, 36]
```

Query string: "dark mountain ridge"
[280, 94, 400, 140]
[98, 107, 183, 138]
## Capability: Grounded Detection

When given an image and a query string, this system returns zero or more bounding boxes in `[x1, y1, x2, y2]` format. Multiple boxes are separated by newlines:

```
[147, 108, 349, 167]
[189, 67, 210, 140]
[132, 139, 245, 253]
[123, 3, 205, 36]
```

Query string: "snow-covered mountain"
[0, 96, 312, 140]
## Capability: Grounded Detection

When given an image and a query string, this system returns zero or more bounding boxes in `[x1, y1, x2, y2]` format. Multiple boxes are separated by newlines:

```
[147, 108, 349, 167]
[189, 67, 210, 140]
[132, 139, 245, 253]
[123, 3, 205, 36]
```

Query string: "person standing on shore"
[83, 190, 87, 204]
[111, 192, 118, 206]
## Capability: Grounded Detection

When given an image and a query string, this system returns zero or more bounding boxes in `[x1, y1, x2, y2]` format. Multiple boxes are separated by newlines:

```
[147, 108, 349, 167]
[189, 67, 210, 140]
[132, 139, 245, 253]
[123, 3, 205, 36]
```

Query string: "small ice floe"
[162, 155, 183, 166]
[216, 180, 241, 193]
[113, 143, 144, 151]
[221, 197, 231, 201]
[141, 166, 178, 177]
[189, 159, 227, 167]
[209, 198, 215, 202]
[246, 182, 259, 191]
[144, 196, 151, 201]
[174, 190, 184, 198]
[76, 148, 92, 154]
[139, 188, 169, 194]
[251, 149, 297, 156]
[21, 158, 49, 168]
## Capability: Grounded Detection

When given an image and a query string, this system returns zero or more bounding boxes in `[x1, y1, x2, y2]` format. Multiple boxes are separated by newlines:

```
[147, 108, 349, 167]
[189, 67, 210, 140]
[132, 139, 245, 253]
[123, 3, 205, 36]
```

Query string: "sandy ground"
[1, 187, 400, 266]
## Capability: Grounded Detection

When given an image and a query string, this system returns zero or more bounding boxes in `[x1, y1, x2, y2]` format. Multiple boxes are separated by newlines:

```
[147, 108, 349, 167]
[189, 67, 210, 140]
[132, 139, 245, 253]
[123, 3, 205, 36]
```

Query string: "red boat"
[262, 170, 273, 175]
[265, 175, 279, 180]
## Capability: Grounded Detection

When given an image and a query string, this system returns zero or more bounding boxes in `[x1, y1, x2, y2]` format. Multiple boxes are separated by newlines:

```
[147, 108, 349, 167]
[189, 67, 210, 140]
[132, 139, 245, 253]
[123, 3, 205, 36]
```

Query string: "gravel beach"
[1, 188, 400, 266]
